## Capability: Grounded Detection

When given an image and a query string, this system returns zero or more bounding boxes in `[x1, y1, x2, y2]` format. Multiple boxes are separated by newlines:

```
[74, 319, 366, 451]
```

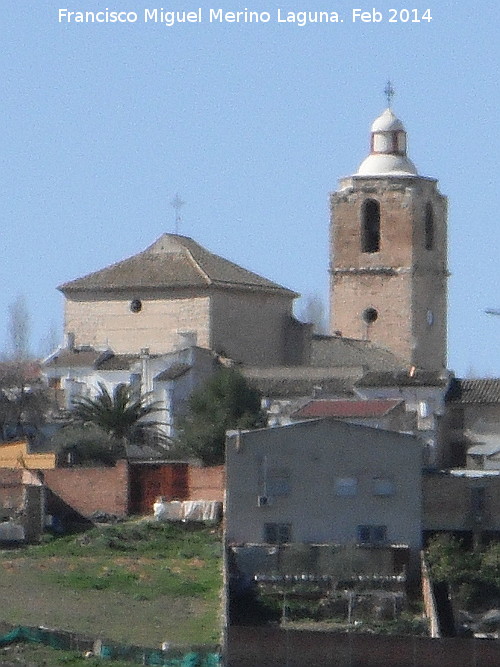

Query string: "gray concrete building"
[226, 418, 423, 573]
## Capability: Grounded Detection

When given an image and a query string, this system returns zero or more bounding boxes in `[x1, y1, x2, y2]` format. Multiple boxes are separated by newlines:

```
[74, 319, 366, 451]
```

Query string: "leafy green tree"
[68, 382, 166, 461]
[51, 422, 118, 466]
[477, 542, 500, 587]
[176, 367, 266, 466]
[425, 535, 500, 609]
[426, 535, 478, 586]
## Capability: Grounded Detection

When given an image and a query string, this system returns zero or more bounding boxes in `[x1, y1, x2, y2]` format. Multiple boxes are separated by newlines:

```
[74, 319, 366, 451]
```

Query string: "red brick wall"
[44, 461, 129, 518]
[187, 465, 224, 501]
[42, 462, 224, 519]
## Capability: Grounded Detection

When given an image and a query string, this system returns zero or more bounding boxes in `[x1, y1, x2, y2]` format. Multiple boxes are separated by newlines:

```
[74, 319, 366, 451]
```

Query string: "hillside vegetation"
[0, 521, 222, 655]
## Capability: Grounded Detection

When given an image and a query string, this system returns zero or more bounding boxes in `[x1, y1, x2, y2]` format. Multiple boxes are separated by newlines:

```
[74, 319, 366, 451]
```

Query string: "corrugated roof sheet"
[59, 234, 297, 296]
[446, 378, 500, 404]
[291, 399, 402, 420]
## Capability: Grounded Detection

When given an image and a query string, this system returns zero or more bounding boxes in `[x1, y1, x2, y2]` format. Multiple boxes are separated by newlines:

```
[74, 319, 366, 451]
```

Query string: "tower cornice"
[330, 266, 450, 277]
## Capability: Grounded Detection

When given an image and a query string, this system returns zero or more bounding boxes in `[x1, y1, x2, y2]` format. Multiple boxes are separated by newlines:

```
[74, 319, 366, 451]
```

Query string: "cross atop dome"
[384, 80, 395, 108]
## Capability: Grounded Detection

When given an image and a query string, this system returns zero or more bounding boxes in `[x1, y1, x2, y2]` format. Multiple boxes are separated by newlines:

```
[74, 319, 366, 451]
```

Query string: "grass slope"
[0, 643, 137, 667]
[0, 521, 222, 649]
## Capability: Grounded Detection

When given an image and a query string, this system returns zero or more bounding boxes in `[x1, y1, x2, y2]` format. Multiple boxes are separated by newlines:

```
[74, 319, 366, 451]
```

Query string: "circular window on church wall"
[130, 299, 142, 313]
[362, 307, 378, 324]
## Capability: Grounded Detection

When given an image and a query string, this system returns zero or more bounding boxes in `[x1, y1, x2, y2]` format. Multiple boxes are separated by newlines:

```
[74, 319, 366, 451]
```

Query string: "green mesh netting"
[0, 625, 221, 666]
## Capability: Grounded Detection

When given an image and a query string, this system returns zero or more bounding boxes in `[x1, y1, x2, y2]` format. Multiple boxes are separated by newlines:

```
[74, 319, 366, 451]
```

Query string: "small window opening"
[425, 203, 434, 250]
[357, 525, 387, 544]
[361, 199, 380, 253]
[264, 523, 291, 544]
[335, 477, 358, 497]
[130, 299, 142, 313]
[363, 307, 378, 324]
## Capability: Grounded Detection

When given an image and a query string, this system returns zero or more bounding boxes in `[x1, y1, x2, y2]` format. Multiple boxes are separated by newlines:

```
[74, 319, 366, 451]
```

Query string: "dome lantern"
[356, 84, 418, 176]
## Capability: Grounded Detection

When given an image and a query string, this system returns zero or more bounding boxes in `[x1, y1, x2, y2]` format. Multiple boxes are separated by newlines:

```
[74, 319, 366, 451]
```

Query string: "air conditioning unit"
[257, 495, 272, 507]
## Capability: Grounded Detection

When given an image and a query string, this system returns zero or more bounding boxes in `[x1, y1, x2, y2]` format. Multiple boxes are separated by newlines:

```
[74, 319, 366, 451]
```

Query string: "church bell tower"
[329, 99, 448, 370]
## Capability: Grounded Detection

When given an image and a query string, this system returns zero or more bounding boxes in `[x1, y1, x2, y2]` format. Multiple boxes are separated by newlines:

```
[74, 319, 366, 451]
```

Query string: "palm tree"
[70, 383, 167, 459]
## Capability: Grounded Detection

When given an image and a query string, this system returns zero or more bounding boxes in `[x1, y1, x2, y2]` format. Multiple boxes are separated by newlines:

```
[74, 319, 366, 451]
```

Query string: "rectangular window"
[264, 523, 291, 544]
[357, 525, 387, 544]
[335, 477, 357, 497]
[372, 477, 395, 496]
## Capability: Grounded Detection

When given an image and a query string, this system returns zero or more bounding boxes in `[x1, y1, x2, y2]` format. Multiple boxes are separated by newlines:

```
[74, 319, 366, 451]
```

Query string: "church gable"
[59, 233, 298, 362]
[59, 233, 296, 296]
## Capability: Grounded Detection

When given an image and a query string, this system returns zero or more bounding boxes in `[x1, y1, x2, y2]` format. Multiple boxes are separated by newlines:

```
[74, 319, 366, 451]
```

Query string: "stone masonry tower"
[329, 105, 448, 370]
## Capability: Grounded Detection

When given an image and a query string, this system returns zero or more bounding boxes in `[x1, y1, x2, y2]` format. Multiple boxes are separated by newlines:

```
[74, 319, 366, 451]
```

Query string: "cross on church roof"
[170, 193, 185, 234]
[384, 80, 395, 108]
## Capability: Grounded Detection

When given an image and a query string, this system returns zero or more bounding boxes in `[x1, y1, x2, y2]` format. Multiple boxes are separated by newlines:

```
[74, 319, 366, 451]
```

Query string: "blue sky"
[2, 1, 499, 376]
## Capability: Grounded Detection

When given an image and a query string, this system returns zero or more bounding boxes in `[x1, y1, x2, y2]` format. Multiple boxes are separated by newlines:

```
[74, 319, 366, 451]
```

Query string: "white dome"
[355, 106, 418, 176]
[371, 108, 405, 132]
[357, 153, 418, 176]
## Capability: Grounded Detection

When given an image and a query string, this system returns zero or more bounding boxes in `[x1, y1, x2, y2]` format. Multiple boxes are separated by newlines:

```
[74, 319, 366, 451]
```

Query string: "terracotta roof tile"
[59, 234, 296, 296]
[44, 348, 140, 371]
[242, 367, 356, 398]
[310, 336, 404, 371]
[291, 399, 402, 420]
[43, 347, 104, 368]
[446, 378, 500, 404]
[357, 370, 450, 388]
[96, 354, 139, 371]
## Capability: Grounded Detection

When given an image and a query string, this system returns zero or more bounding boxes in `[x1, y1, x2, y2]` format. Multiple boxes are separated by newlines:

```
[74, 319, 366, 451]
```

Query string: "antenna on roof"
[170, 194, 185, 234]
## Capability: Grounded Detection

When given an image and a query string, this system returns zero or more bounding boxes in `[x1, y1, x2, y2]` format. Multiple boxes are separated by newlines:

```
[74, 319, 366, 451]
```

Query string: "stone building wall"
[332, 273, 412, 361]
[64, 287, 295, 366]
[423, 472, 500, 534]
[210, 291, 292, 366]
[330, 176, 447, 370]
[64, 290, 211, 354]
